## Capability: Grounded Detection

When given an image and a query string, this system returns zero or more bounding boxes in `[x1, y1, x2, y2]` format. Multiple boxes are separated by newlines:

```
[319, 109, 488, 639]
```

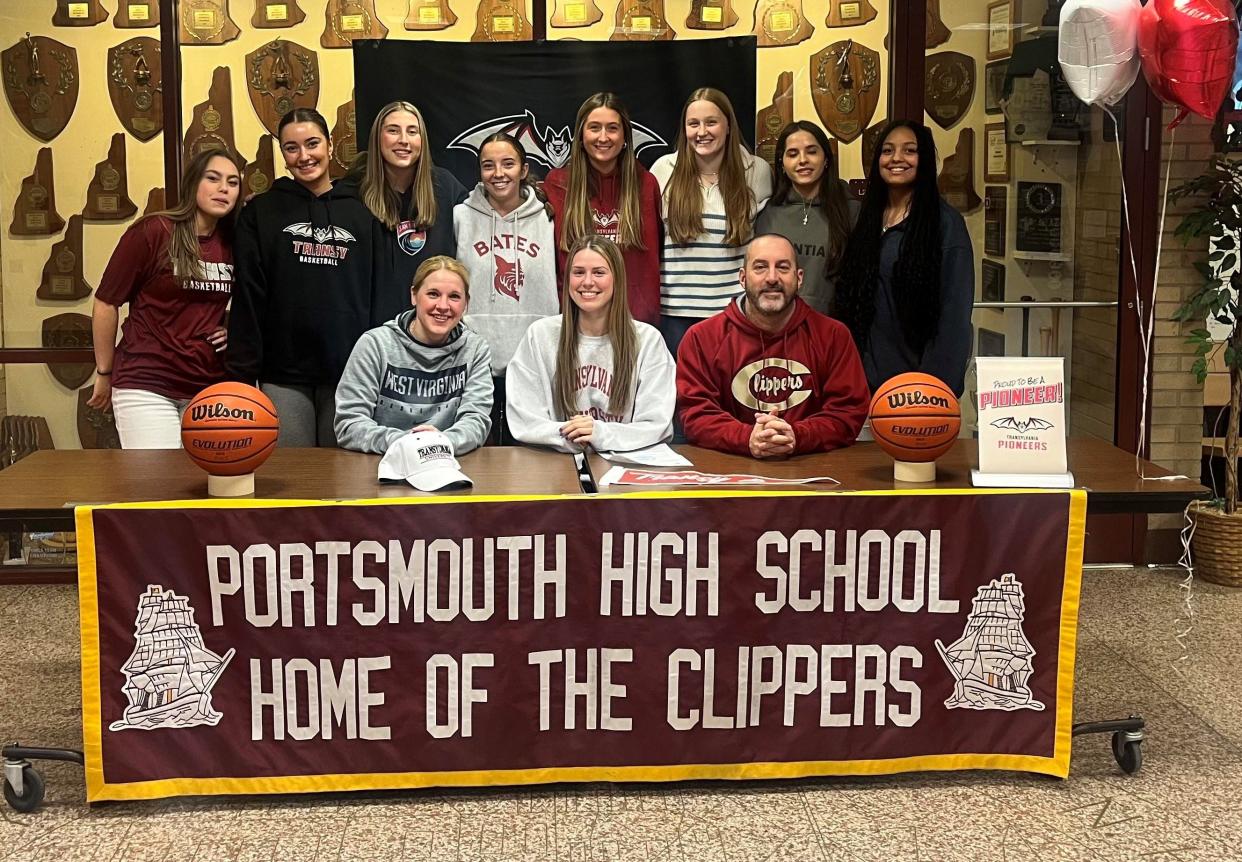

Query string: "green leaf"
[1223, 254, 1237, 271]
[1192, 357, 1208, 383]
[1191, 328, 1213, 339]
[1226, 345, 1238, 368]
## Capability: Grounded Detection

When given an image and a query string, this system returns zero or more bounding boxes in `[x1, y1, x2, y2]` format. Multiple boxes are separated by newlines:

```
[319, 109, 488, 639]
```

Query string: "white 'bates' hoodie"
[454, 184, 559, 375]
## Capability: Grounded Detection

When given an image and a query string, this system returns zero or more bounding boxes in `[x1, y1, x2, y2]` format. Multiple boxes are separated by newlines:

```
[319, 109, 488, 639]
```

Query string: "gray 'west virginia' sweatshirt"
[334, 310, 493, 456]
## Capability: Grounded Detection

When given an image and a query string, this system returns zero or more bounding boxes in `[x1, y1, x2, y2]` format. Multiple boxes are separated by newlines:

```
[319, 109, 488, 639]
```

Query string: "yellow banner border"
[77, 487, 1086, 801]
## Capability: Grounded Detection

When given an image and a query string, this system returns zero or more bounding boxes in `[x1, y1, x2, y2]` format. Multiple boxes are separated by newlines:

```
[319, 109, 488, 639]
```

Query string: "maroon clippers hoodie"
[676, 296, 870, 455]
[543, 164, 662, 326]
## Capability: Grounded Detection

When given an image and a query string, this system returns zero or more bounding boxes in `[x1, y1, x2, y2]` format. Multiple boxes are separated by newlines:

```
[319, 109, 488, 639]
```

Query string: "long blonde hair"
[360, 100, 439, 231]
[664, 87, 755, 246]
[150, 147, 244, 282]
[554, 237, 637, 421]
[558, 93, 646, 253]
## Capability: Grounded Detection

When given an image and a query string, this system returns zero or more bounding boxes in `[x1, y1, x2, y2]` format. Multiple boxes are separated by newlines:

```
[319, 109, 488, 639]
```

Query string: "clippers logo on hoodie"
[283, 223, 355, 266]
[730, 359, 814, 412]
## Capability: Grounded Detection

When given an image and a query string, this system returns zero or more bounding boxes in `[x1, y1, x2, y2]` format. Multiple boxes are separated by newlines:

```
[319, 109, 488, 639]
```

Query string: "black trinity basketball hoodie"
[227, 177, 375, 387]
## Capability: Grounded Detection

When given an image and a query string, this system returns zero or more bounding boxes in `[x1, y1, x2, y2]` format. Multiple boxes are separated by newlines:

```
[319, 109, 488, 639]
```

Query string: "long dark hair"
[768, 120, 852, 276]
[836, 119, 943, 357]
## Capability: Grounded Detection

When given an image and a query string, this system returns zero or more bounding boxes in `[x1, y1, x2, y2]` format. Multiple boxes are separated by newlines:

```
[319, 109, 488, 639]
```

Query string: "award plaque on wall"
[246, 40, 320, 137]
[253, 0, 308, 27]
[78, 386, 121, 450]
[984, 60, 1007, 115]
[610, 0, 675, 41]
[1015, 181, 1062, 254]
[330, 96, 357, 178]
[1004, 68, 1052, 142]
[986, 0, 1014, 60]
[406, 0, 458, 29]
[825, 0, 876, 28]
[982, 259, 1006, 302]
[686, 0, 737, 30]
[84, 134, 138, 220]
[11, 148, 65, 236]
[473, 0, 534, 40]
[244, 135, 276, 198]
[43, 313, 95, 391]
[752, 0, 813, 48]
[143, 187, 165, 214]
[2, 34, 79, 142]
[552, 0, 603, 27]
[52, 0, 109, 26]
[322, 0, 390, 48]
[860, 119, 886, 172]
[926, 0, 950, 48]
[937, 128, 981, 213]
[108, 37, 162, 142]
[924, 52, 974, 130]
[811, 40, 879, 143]
[755, 71, 793, 166]
[37, 216, 90, 301]
[183, 67, 238, 163]
[983, 185, 1006, 256]
[115, 1, 160, 27]
[180, 0, 241, 44]
[984, 122, 1008, 182]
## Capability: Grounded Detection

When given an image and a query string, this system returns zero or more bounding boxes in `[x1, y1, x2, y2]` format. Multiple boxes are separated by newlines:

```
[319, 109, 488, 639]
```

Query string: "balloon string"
[1173, 499, 1197, 679]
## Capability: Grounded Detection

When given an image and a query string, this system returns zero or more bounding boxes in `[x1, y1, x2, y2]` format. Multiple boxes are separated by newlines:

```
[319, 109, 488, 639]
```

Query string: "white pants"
[111, 387, 189, 449]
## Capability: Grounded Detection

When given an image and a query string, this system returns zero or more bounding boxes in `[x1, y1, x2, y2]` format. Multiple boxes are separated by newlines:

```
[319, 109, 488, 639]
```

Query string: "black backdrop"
[353, 38, 756, 182]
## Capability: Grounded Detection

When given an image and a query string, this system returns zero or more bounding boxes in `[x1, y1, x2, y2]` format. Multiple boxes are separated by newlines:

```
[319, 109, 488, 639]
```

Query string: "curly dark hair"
[835, 119, 943, 358]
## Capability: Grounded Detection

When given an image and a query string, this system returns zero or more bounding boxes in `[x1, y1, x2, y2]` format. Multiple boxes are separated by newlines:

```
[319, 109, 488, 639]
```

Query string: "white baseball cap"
[378, 430, 473, 492]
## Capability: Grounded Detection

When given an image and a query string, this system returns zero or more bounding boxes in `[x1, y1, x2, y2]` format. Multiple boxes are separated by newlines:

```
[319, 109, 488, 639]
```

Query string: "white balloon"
[1058, 0, 1143, 106]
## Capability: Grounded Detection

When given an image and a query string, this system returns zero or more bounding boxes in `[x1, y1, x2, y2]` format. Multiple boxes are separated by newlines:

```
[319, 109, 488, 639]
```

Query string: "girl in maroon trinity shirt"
[89, 148, 244, 448]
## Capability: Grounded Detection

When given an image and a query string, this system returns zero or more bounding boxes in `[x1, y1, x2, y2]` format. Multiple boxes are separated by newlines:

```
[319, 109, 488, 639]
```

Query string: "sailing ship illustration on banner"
[109, 585, 235, 732]
[935, 573, 1045, 712]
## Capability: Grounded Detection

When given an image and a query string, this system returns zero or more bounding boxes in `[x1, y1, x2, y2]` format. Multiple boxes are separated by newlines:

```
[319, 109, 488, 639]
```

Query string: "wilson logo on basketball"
[885, 390, 951, 410]
[190, 403, 256, 422]
[730, 359, 813, 411]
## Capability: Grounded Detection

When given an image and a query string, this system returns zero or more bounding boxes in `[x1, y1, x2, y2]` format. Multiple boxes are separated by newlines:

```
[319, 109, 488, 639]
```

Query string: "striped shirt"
[650, 151, 773, 319]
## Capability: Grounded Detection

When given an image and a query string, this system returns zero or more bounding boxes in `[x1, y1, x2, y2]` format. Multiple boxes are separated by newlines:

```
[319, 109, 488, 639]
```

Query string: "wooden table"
[591, 437, 1207, 514]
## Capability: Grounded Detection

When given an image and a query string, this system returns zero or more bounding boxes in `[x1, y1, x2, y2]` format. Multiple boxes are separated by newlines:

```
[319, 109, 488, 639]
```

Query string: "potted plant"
[1172, 155, 1242, 586]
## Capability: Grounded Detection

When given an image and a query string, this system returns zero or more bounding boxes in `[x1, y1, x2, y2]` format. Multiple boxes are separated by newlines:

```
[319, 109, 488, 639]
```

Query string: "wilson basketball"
[181, 383, 279, 476]
[868, 373, 961, 462]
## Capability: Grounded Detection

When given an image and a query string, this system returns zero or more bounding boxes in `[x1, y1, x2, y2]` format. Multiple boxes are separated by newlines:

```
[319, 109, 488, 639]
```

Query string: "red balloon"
[1138, 0, 1239, 126]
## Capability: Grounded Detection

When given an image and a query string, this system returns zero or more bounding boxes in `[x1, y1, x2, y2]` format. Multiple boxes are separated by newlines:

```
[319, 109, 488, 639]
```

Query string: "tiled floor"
[0, 568, 1238, 861]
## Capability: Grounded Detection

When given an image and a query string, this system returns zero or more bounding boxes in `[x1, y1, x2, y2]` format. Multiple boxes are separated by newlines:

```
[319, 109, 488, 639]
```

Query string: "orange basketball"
[868, 373, 961, 463]
[181, 383, 279, 476]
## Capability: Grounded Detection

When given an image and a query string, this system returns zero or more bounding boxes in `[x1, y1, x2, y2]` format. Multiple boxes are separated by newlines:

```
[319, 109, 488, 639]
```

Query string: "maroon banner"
[78, 489, 1085, 801]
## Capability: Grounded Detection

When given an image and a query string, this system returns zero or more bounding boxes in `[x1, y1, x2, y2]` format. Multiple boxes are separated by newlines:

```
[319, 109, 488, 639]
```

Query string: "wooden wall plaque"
[472, 0, 534, 40]
[84, 134, 138, 221]
[405, 0, 457, 29]
[108, 37, 162, 142]
[329, 96, 358, 179]
[322, 0, 389, 48]
[811, 39, 880, 143]
[686, 0, 737, 29]
[938, 128, 981, 213]
[180, 0, 241, 45]
[244, 135, 276, 198]
[37, 215, 90, 301]
[752, 0, 812, 48]
[610, 0, 675, 40]
[253, 0, 308, 27]
[78, 387, 122, 450]
[551, 0, 603, 27]
[927, 0, 950, 48]
[246, 40, 320, 136]
[2, 34, 79, 142]
[925, 52, 974, 130]
[860, 119, 886, 172]
[184, 67, 238, 163]
[825, 0, 876, 27]
[52, 0, 109, 26]
[11, 148, 66, 236]
[43, 313, 95, 390]
[143, 187, 166, 215]
[755, 71, 793, 167]
[114, 0, 161, 27]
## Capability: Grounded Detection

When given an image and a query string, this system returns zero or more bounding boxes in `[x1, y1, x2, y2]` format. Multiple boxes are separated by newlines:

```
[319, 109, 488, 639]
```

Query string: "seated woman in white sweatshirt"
[506, 236, 675, 453]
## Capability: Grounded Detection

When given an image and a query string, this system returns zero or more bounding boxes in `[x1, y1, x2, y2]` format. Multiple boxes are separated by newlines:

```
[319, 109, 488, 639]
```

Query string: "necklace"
[801, 198, 813, 226]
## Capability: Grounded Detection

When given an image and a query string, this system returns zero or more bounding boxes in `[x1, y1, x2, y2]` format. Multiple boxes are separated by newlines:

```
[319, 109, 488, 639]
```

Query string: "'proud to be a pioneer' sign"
[77, 489, 1085, 802]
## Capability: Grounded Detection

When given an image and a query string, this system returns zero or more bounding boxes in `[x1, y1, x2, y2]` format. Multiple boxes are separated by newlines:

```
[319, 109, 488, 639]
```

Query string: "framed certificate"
[987, 0, 1014, 60]
[984, 122, 1009, 182]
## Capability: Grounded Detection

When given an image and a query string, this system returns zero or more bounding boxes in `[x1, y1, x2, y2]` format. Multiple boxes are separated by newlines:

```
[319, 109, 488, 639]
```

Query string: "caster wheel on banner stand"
[2, 760, 45, 813]
[1112, 730, 1144, 775]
